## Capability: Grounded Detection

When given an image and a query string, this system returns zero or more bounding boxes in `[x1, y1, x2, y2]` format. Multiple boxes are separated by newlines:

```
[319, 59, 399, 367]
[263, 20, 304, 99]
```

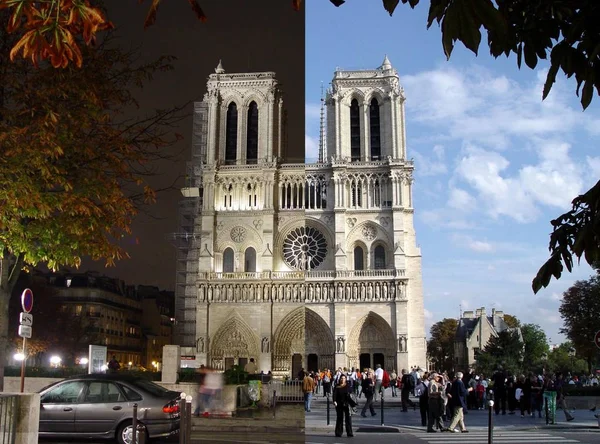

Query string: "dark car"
[38, 373, 181, 444]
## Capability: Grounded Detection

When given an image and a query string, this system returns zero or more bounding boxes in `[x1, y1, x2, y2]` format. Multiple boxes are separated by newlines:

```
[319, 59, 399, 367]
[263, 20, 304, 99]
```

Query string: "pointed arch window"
[223, 248, 235, 273]
[350, 99, 361, 161]
[246, 101, 258, 164]
[370, 98, 381, 160]
[374, 245, 386, 270]
[354, 246, 365, 271]
[244, 247, 256, 272]
[225, 102, 238, 165]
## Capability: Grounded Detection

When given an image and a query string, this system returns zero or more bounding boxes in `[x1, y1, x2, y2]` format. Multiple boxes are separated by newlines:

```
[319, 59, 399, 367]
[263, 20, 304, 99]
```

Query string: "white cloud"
[448, 187, 476, 211]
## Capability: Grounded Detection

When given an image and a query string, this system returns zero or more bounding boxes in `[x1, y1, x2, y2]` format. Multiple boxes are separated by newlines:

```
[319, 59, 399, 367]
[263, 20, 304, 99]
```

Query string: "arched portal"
[210, 315, 260, 371]
[272, 307, 335, 378]
[347, 311, 396, 371]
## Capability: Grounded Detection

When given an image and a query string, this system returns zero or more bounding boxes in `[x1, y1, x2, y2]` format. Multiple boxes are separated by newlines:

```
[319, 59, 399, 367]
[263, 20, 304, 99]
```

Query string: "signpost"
[594, 330, 600, 350]
[19, 288, 33, 392]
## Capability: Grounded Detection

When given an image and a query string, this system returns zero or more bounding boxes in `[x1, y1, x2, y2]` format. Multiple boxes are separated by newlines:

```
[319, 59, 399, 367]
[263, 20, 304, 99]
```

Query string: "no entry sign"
[21, 288, 33, 313]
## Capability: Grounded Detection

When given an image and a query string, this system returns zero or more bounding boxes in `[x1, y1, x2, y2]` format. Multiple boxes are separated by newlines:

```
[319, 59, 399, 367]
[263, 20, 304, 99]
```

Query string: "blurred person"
[427, 373, 445, 432]
[244, 357, 258, 374]
[390, 369, 398, 397]
[198, 367, 223, 417]
[108, 355, 120, 373]
[416, 371, 429, 426]
[374, 364, 384, 401]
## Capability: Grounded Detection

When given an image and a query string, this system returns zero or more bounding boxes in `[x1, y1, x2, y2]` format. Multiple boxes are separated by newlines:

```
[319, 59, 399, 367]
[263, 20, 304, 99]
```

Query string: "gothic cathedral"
[173, 57, 426, 377]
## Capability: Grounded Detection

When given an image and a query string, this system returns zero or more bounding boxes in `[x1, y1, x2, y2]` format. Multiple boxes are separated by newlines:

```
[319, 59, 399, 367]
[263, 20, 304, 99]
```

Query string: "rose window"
[230, 226, 247, 243]
[282, 226, 327, 270]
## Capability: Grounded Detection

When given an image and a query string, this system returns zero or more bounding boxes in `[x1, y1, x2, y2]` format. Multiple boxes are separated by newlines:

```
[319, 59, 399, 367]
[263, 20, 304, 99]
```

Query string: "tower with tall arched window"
[173, 57, 425, 376]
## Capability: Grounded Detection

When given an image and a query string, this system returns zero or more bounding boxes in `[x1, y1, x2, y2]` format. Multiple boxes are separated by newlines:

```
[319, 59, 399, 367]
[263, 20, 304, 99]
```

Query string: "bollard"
[186, 395, 193, 442]
[488, 399, 494, 444]
[545, 397, 549, 425]
[380, 390, 384, 426]
[273, 390, 277, 419]
[179, 392, 187, 444]
[326, 394, 330, 425]
[132, 403, 138, 444]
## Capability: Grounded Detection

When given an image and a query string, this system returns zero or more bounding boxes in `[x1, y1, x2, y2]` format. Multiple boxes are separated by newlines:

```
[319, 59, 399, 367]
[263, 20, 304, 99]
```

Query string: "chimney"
[495, 310, 504, 319]
[463, 311, 474, 319]
[475, 307, 486, 318]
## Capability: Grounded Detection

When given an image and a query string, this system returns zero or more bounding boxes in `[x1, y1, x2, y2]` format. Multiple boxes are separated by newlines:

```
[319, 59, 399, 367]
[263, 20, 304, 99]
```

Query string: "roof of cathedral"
[380, 55, 393, 70]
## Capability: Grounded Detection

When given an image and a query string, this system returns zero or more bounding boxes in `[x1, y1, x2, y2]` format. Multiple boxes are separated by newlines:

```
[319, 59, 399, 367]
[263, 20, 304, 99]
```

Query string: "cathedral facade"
[173, 57, 426, 377]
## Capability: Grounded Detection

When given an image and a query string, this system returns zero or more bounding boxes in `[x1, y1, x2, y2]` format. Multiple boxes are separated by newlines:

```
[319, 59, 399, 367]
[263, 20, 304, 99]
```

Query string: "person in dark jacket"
[492, 368, 507, 415]
[360, 370, 377, 417]
[446, 371, 471, 433]
[333, 375, 355, 437]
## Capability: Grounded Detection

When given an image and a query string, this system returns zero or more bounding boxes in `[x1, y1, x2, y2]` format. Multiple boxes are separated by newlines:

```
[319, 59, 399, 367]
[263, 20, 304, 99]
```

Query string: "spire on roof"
[380, 54, 392, 71]
[215, 60, 225, 74]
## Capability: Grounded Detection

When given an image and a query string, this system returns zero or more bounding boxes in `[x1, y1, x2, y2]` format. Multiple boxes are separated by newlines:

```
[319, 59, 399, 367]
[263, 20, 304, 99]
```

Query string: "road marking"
[408, 430, 580, 443]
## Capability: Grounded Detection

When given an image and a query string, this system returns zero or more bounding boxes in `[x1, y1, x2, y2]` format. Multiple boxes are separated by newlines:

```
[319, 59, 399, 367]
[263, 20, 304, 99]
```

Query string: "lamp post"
[568, 347, 575, 371]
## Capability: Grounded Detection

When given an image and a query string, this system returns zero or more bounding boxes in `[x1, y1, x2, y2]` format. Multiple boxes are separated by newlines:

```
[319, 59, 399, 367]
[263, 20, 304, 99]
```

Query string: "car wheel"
[117, 420, 147, 444]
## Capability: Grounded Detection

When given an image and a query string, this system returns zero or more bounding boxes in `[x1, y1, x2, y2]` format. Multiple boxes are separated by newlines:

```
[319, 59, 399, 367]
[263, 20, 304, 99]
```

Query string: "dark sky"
[83, 1, 305, 290]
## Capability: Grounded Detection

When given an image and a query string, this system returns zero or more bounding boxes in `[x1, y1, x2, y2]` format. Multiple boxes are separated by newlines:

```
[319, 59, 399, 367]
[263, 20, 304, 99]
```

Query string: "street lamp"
[50, 356, 62, 368]
[80, 357, 89, 365]
[14, 353, 25, 362]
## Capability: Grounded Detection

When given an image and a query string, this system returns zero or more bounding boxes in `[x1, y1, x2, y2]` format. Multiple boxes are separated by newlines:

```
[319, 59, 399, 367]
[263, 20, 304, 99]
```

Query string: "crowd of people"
[299, 365, 586, 436]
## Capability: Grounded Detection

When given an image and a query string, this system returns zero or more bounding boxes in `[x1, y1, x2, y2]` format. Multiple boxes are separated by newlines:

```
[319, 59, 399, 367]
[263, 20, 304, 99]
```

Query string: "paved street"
[38, 388, 600, 443]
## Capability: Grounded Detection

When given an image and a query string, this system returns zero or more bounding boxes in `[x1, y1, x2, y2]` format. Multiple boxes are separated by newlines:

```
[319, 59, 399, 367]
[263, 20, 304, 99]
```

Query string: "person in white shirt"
[374, 364, 384, 401]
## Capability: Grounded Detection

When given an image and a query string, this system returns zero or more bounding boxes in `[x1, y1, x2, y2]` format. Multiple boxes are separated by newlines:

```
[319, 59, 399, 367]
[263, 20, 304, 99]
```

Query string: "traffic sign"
[19, 312, 33, 326]
[21, 288, 33, 313]
[18, 325, 32, 339]
[595, 330, 600, 349]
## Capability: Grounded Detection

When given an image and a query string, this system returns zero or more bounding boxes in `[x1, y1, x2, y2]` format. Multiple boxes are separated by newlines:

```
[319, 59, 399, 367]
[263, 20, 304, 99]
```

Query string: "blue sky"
[305, 1, 600, 344]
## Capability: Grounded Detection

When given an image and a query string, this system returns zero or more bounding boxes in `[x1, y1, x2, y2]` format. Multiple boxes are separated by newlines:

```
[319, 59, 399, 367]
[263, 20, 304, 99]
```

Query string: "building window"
[350, 99, 361, 161]
[225, 102, 238, 165]
[223, 248, 234, 273]
[246, 101, 258, 164]
[244, 247, 256, 272]
[369, 98, 381, 160]
[354, 246, 364, 270]
[374, 245, 386, 269]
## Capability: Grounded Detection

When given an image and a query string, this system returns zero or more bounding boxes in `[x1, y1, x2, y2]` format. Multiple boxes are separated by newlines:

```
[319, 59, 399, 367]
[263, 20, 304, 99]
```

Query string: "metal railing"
[268, 380, 304, 403]
[0, 395, 18, 444]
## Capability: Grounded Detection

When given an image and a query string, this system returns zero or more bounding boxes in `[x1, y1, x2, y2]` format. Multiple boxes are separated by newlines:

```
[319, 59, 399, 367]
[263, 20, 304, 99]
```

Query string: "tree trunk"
[0, 252, 23, 392]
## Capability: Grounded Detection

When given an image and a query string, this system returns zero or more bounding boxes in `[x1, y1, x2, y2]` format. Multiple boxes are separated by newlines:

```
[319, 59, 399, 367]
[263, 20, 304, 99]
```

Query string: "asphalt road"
[40, 429, 600, 444]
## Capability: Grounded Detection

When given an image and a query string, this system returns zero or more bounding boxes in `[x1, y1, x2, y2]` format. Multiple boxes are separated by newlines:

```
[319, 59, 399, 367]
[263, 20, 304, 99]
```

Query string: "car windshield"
[130, 379, 173, 397]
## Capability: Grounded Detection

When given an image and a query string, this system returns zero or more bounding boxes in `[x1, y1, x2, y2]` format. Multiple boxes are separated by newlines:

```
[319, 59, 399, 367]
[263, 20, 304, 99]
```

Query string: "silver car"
[38, 373, 181, 444]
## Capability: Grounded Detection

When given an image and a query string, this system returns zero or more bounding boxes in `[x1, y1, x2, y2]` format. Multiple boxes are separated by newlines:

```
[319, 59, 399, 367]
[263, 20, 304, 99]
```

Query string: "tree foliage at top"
[427, 317, 458, 372]
[521, 323, 550, 369]
[559, 273, 600, 372]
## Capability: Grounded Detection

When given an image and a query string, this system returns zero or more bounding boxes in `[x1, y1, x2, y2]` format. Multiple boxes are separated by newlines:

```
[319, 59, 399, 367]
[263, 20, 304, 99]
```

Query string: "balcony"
[198, 269, 404, 281]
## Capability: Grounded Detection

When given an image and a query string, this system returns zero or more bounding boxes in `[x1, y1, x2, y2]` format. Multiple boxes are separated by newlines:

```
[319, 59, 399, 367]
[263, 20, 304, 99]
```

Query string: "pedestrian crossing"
[408, 429, 579, 443]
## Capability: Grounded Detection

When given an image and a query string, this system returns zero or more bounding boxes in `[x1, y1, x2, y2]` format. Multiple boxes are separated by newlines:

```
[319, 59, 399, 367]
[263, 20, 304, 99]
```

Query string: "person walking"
[303, 372, 316, 412]
[417, 371, 429, 427]
[446, 371, 471, 433]
[374, 364, 384, 401]
[400, 369, 415, 411]
[427, 373, 445, 432]
[333, 375, 355, 438]
[360, 370, 377, 417]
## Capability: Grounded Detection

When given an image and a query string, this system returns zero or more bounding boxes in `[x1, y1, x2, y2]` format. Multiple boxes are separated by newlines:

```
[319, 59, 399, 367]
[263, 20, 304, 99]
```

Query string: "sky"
[82, 0, 304, 289]
[74, 1, 600, 345]
[305, 1, 600, 344]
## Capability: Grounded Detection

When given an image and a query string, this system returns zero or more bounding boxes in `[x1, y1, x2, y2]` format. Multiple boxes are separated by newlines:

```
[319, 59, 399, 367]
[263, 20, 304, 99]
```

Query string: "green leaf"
[543, 62, 560, 100]
[523, 41, 538, 69]
[441, 0, 461, 59]
[458, 0, 481, 56]
[382, 0, 400, 15]
[581, 79, 593, 110]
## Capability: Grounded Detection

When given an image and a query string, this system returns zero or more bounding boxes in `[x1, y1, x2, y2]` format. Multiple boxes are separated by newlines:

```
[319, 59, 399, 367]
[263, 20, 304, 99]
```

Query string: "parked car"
[38, 373, 181, 444]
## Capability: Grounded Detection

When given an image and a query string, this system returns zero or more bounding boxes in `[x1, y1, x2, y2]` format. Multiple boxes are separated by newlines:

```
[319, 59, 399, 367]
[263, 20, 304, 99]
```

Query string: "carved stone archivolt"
[198, 280, 406, 304]
[209, 314, 260, 370]
[272, 307, 335, 373]
[347, 311, 396, 363]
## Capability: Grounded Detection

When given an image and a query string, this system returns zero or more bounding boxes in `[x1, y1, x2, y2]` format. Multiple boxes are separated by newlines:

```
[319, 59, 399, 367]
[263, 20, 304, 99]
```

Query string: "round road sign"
[595, 330, 600, 350]
[21, 288, 33, 313]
